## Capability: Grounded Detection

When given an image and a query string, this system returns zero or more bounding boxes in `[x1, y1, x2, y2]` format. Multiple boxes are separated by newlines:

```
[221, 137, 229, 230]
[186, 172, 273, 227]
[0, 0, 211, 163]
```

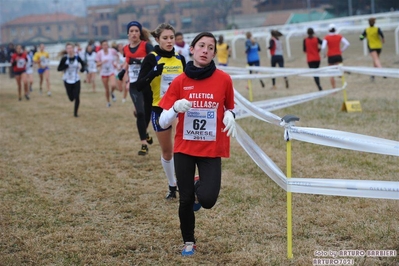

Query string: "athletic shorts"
[368, 48, 381, 55]
[328, 55, 343, 65]
[151, 108, 172, 132]
[38, 67, 49, 74]
[247, 61, 260, 74]
[101, 73, 115, 79]
[13, 70, 26, 76]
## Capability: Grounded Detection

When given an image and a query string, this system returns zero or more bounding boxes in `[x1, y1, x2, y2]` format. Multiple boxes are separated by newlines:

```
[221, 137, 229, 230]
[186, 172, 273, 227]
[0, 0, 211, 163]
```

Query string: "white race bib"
[17, 59, 26, 68]
[128, 64, 141, 83]
[102, 61, 113, 75]
[88, 61, 97, 72]
[40, 56, 48, 67]
[160, 74, 178, 98]
[183, 108, 217, 141]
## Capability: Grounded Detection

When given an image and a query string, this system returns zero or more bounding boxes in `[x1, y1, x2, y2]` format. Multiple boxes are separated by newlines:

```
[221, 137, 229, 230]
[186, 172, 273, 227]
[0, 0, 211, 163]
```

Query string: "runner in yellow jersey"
[360, 18, 385, 80]
[216, 35, 231, 66]
[33, 43, 52, 96]
[133, 23, 187, 200]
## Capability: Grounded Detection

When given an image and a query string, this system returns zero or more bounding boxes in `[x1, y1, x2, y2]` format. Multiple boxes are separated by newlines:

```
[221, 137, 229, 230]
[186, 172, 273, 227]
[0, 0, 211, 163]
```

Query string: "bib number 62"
[193, 119, 206, 130]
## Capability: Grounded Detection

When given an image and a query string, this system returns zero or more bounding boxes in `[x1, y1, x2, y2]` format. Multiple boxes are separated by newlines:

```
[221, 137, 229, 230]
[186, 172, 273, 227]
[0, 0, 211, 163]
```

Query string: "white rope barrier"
[218, 65, 399, 79]
[235, 123, 399, 200]
[235, 87, 344, 119]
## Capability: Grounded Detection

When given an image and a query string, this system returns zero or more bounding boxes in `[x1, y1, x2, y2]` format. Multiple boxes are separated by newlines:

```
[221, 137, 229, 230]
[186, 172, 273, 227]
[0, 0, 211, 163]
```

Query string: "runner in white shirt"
[174, 32, 191, 63]
[85, 45, 97, 92]
[25, 47, 34, 93]
[57, 43, 86, 117]
[96, 40, 118, 107]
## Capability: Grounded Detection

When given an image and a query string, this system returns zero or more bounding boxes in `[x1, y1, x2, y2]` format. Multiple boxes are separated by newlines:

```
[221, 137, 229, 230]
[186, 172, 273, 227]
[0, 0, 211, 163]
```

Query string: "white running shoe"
[181, 242, 196, 256]
[111, 93, 116, 102]
[122, 98, 126, 103]
[106, 102, 111, 108]
[47, 91, 52, 97]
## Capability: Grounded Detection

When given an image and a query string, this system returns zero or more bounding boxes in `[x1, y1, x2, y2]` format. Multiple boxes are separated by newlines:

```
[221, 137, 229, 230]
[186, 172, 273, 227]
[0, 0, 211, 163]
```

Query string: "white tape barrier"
[234, 88, 282, 126]
[219, 65, 399, 79]
[340, 66, 399, 78]
[234, 87, 399, 156]
[286, 126, 399, 157]
[228, 66, 343, 79]
[287, 178, 399, 200]
[235, 87, 344, 120]
[0, 61, 59, 68]
[235, 124, 288, 190]
[235, 124, 399, 200]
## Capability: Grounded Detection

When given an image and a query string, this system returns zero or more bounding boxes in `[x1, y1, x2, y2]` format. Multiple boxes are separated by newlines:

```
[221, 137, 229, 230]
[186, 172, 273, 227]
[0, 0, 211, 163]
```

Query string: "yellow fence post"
[281, 114, 299, 260]
[340, 69, 362, 112]
[247, 79, 253, 102]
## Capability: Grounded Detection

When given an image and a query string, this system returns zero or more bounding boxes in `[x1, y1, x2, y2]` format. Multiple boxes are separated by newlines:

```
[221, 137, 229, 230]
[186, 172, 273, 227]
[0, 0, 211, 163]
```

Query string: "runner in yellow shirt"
[360, 17, 385, 80]
[216, 35, 231, 66]
[33, 43, 52, 96]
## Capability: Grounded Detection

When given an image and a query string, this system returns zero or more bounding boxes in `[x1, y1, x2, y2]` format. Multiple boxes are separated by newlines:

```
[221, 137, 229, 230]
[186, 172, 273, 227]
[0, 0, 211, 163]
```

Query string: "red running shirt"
[123, 41, 147, 62]
[159, 69, 235, 158]
[11, 52, 28, 72]
[304, 37, 321, 62]
[324, 34, 343, 57]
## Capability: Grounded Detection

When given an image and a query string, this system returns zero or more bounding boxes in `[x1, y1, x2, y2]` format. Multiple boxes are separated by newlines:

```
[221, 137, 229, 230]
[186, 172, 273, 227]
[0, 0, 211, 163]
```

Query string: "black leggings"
[174, 152, 221, 243]
[308, 61, 322, 89]
[64, 81, 80, 116]
[271, 55, 287, 85]
[129, 85, 152, 141]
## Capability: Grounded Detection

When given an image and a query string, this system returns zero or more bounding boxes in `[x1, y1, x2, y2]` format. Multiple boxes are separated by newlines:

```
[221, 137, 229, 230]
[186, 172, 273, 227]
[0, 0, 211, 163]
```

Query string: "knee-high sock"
[161, 156, 176, 187]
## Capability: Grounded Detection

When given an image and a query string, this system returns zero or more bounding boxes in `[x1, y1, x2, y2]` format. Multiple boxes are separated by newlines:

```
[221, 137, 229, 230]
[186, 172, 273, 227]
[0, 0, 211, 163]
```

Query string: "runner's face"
[101, 42, 108, 51]
[40, 44, 45, 51]
[16, 45, 22, 54]
[190, 36, 216, 68]
[66, 45, 74, 56]
[157, 29, 175, 52]
[175, 35, 184, 45]
[128, 26, 141, 43]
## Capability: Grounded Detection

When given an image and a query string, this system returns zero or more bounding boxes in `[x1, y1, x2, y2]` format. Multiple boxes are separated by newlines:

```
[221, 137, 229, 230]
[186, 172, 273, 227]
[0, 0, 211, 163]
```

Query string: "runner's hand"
[153, 63, 165, 76]
[173, 99, 192, 113]
[117, 69, 126, 80]
[223, 110, 236, 138]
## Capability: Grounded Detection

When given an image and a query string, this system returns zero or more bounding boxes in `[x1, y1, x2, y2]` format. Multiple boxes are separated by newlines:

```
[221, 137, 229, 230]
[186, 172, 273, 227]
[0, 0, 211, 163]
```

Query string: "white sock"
[161, 156, 176, 187]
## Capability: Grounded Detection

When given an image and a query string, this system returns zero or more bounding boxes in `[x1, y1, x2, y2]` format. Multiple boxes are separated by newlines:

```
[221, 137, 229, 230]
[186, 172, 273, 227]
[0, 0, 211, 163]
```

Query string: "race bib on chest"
[88, 61, 96, 71]
[183, 108, 217, 141]
[17, 59, 26, 68]
[40, 56, 48, 66]
[128, 64, 140, 82]
[160, 74, 178, 98]
[66, 68, 75, 80]
[102, 61, 112, 74]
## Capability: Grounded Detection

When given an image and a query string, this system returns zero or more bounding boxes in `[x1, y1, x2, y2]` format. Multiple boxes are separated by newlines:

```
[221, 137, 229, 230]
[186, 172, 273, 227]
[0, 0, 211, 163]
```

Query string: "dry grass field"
[1, 30, 398, 265]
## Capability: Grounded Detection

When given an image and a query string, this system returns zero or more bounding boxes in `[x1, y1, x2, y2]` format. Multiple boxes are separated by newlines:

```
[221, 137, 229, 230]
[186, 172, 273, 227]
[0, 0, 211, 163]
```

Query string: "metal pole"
[371, 0, 375, 14]
[348, 0, 352, 16]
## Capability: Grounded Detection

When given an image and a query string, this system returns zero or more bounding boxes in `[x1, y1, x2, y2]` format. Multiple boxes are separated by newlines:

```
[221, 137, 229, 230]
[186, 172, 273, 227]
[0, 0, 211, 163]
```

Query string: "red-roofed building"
[1, 13, 87, 44]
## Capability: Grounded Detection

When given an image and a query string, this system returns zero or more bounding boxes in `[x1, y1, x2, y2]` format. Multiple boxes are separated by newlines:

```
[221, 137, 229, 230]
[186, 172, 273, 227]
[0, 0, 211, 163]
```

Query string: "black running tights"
[174, 152, 221, 243]
[129, 85, 152, 141]
[64, 81, 80, 116]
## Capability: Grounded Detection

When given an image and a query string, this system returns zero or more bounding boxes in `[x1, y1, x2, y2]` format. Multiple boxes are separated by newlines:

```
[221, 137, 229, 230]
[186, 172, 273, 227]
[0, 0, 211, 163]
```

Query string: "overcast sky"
[0, 0, 119, 24]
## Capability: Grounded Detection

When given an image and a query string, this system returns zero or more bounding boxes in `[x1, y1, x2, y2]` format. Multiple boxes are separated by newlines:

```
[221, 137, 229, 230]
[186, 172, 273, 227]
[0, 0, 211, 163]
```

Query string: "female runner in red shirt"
[321, 24, 350, 88]
[303, 28, 323, 91]
[11, 45, 29, 101]
[158, 32, 236, 256]
[117, 21, 154, 155]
